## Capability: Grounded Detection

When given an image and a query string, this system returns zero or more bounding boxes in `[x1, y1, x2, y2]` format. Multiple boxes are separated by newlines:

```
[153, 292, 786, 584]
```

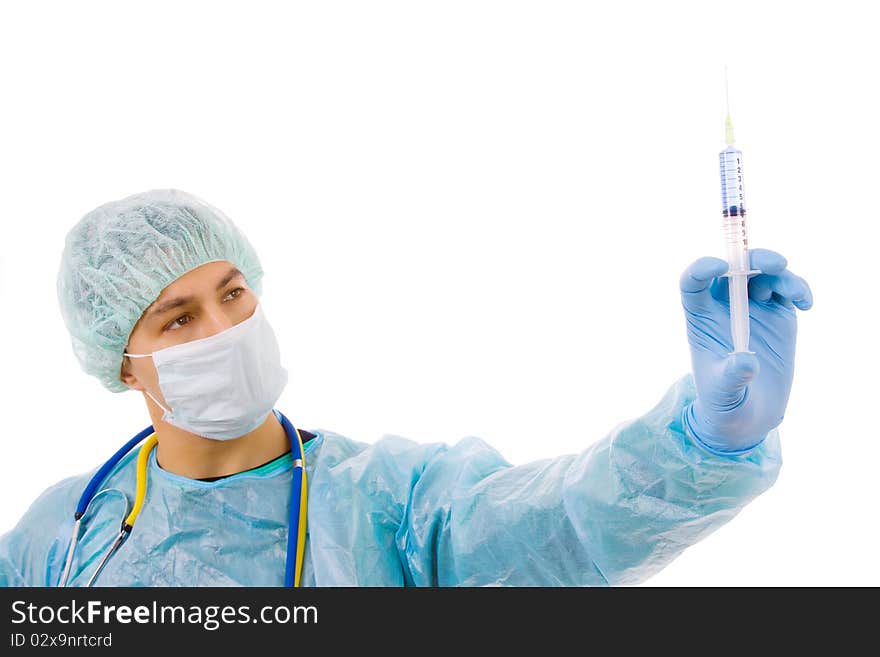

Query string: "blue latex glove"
[680, 248, 813, 455]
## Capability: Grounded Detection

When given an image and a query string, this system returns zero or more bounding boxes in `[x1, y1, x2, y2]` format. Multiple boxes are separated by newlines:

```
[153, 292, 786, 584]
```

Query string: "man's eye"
[164, 289, 245, 331]
[166, 315, 192, 331]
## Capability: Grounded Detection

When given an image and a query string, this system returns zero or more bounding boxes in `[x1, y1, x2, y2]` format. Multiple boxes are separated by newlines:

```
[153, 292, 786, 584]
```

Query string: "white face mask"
[124, 302, 289, 441]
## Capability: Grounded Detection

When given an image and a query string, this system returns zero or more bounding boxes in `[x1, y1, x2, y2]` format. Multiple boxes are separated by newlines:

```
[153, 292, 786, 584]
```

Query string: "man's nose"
[199, 305, 236, 339]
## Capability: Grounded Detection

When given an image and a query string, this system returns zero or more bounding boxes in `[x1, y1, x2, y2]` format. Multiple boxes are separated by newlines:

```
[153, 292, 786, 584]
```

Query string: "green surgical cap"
[57, 189, 265, 393]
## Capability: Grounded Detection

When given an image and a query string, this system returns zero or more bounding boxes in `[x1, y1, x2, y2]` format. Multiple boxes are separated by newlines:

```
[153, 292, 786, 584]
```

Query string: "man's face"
[119, 260, 258, 397]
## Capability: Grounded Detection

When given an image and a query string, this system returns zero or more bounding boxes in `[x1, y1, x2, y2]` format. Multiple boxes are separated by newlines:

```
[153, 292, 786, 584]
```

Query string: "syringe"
[719, 73, 759, 354]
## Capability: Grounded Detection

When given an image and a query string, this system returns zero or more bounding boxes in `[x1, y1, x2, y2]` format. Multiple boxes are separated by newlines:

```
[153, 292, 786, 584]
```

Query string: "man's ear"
[119, 356, 144, 391]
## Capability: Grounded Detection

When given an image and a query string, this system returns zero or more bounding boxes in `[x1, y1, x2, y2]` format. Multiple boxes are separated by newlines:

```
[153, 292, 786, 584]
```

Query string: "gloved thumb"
[712, 351, 760, 411]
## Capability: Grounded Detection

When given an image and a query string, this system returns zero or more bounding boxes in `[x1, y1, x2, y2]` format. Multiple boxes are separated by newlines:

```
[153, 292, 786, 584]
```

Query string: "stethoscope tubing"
[59, 410, 306, 587]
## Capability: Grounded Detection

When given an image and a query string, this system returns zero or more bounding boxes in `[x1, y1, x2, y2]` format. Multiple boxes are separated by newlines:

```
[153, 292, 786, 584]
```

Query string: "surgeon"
[0, 188, 812, 586]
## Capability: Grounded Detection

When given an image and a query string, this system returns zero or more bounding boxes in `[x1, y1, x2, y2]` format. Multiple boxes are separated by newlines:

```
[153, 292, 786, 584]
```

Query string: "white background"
[0, 1, 877, 586]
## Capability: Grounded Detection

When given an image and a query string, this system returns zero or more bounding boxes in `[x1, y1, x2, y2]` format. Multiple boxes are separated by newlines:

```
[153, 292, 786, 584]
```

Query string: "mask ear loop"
[123, 352, 173, 415]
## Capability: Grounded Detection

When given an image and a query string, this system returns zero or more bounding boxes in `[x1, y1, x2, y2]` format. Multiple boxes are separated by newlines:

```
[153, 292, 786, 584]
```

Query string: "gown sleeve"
[0, 475, 83, 587]
[395, 373, 783, 586]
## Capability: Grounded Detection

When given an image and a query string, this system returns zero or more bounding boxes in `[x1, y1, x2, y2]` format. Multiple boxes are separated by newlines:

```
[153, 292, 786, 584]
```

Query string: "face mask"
[124, 302, 289, 441]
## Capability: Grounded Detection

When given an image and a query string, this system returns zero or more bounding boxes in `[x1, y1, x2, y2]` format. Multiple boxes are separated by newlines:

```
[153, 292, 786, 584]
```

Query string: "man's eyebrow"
[216, 266, 245, 291]
[147, 268, 245, 318]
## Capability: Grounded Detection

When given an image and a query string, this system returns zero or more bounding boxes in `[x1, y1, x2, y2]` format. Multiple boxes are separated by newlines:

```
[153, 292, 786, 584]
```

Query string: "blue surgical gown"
[0, 374, 781, 586]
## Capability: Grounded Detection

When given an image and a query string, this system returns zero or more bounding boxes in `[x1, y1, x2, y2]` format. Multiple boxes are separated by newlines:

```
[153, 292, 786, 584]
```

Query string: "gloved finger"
[748, 275, 774, 302]
[749, 274, 793, 309]
[749, 248, 788, 276]
[709, 275, 729, 303]
[680, 258, 729, 312]
[680, 257, 729, 293]
[711, 351, 760, 412]
[748, 270, 813, 310]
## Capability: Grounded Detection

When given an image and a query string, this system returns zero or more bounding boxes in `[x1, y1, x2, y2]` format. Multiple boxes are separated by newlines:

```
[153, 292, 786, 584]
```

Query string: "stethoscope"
[57, 410, 308, 587]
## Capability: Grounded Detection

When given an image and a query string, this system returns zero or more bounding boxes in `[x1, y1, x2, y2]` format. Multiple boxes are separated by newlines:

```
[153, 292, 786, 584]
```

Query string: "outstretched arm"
[397, 249, 811, 586]
[397, 375, 782, 586]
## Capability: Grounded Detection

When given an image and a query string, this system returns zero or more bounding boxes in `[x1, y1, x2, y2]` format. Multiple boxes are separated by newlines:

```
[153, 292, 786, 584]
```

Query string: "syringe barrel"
[719, 145, 752, 352]
[719, 146, 746, 218]
[722, 215, 750, 272]
[719, 146, 749, 272]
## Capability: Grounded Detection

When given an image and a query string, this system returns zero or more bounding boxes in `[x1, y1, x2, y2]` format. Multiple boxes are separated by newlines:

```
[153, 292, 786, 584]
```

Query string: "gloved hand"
[679, 248, 813, 455]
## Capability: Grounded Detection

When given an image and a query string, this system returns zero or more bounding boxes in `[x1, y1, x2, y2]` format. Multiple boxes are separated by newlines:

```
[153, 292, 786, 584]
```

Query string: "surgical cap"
[56, 189, 265, 393]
